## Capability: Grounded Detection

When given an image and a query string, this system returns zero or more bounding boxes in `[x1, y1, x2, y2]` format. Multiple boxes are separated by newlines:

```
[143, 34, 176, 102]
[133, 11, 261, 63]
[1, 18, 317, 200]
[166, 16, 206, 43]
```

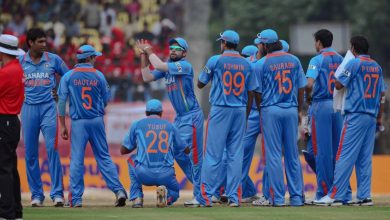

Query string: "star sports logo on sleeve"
[175, 62, 182, 73]
[308, 64, 317, 70]
[202, 66, 211, 74]
[342, 69, 351, 77]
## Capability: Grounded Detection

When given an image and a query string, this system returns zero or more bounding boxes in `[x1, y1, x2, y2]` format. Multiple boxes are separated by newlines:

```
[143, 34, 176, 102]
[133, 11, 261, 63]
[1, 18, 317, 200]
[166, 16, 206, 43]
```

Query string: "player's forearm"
[254, 92, 262, 113]
[120, 146, 134, 155]
[298, 88, 305, 113]
[141, 66, 155, 82]
[246, 91, 254, 119]
[377, 92, 385, 122]
[59, 116, 66, 128]
[305, 78, 314, 104]
[144, 48, 168, 72]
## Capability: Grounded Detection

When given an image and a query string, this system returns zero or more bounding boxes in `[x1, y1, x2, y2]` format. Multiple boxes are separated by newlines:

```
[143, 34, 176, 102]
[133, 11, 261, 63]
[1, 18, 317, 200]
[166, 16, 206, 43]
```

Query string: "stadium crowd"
[0, 0, 183, 101]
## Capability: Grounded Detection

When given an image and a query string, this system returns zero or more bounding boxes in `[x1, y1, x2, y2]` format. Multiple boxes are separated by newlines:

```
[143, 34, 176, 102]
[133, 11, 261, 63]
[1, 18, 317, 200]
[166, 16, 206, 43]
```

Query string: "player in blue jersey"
[57, 45, 127, 207]
[315, 36, 386, 206]
[196, 30, 258, 207]
[136, 38, 204, 207]
[305, 29, 352, 204]
[120, 99, 190, 208]
[19, 28, 68, 207]
[251, 29, 306, 206]
[241, 45, 258, 62]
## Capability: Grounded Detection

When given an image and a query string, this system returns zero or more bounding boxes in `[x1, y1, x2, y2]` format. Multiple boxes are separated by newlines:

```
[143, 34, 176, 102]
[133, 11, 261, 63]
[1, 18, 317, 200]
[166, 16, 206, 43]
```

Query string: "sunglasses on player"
[169, 45, 185, 51]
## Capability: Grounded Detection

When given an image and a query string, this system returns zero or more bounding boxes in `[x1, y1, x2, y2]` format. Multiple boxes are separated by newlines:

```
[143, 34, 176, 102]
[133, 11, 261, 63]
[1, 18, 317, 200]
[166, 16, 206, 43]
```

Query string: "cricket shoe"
[252, 195, 271, 206]
[31, 198, 43, 207]
[241, 195, 260, 203]
[115, 190, 127, 207]
[314, 195, 343, 206]
[228, 201, 240, 207]
[351, 198, 374, 206]
[184, 198, 200, 207]
[132, 197, 144, 208]
[53, 197, 64, 207]
[156, 185, 168, 208]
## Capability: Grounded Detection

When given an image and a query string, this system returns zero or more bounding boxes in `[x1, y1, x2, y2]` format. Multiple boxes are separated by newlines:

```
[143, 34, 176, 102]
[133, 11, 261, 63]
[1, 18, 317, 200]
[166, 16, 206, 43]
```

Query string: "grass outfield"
[24, 206, 390, 220]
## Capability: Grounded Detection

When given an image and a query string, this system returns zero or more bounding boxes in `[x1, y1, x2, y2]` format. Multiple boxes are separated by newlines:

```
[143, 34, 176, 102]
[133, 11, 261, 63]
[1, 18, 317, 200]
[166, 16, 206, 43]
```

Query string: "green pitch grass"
[24, 205, 390, 220]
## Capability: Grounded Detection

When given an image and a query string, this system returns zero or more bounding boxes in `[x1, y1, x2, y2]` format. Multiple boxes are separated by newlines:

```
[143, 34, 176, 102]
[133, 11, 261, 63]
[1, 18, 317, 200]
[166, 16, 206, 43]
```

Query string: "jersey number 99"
[223, 71, 245, 96]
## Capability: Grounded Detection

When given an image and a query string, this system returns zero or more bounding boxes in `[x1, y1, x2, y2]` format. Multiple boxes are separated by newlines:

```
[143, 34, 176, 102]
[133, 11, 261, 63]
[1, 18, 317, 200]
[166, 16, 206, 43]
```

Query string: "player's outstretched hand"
[51, 88, 59, 102]
[61, 127, 69, 140]
[136, 39, 152, 53]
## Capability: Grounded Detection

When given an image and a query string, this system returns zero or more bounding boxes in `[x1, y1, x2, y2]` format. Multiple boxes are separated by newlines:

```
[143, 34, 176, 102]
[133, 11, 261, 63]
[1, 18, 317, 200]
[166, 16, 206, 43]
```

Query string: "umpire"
[0, 34, 25, 219]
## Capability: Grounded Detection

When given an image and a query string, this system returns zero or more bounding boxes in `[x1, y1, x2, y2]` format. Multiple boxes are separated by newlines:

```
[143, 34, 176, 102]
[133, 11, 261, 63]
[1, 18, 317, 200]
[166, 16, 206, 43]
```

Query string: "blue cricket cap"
[76, 45, 102, 60]
[216, 30, 239, 45]
[254, 38, 261, 45]
[169, 37, 189, 51]
[256, 29, 278, 44]
[241, 45, 258, 57]
[280, 40, 289, 52]
[146, 99, 162, 112]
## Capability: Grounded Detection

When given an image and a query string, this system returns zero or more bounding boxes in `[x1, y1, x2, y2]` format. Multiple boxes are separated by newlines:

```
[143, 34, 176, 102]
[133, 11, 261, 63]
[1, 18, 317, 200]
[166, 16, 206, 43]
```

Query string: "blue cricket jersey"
[337, 55, 385, 117]
[246, 55, 260, 110]
[151, 59, 200, 116]
[254, 50, 307, 108]
[306, 47, 343, 101]
[57, 63, 111, 120]
[122, 116, 186, 168]
[198, 50, 257, 107]
[19, 51, 69, 104]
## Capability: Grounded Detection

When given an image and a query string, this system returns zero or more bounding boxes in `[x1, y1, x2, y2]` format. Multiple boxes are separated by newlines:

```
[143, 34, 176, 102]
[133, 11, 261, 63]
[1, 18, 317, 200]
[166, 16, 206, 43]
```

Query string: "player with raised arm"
[136, 38, 204, 207]
[20, 28, 68, 207]
[121, 99, 190, 208]
[57, 45, 127, 207]
[196, 30, 257, 207]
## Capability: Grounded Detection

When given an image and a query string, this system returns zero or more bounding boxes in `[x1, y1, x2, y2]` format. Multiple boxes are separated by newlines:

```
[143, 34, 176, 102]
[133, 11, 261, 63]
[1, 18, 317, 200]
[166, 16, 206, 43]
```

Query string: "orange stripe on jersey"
[192, 125, 199, 165]
[322, 52, 336, 56]
[321, 181, 328, 195]
[330, 186, 337, 199]
[73, 67, 97, 73]
[201, 184, 210, 206]
[127, 157, 135, 167]
[221, 53, 242, 58]
[336, 122, 348, 161]
[237, 185, 242, 204]
[311, 117, 318, 156]
[359, 57, 374, 62]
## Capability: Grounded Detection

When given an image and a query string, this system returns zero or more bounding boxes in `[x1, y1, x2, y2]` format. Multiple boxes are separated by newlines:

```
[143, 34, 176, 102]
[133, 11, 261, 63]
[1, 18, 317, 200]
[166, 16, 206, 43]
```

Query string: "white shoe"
[31, 198, 43, 207]
[211, 196, 220, 203]
[156, 186, 168, 208]
[352, 198, 374, 206]
[252, 195, 271, 206]
[242, 195, 260, 203]
[184, 198, 200, 207]
[314, 195, 342, 206]
[53, 197, 64, 207]
[228, 202, 239, 207]
[132, 197, 144, 208]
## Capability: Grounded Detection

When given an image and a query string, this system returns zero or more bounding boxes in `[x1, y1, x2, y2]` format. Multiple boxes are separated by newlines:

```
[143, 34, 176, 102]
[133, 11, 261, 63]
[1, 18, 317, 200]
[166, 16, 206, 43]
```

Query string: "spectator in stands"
[134, 22, 155, 42]
[6, 14, 27, 36]
[100, 2, 116, 36]
[125, 0, 141, 20]
[159, 0, 183, 32]
[79, 0, 101, 29]
[65, 15, 80, 38]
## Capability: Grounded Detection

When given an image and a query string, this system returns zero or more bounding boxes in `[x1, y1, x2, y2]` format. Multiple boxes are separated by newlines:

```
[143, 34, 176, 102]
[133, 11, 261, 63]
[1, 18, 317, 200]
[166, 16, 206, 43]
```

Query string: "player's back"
[311, 49, 343, 101]
[343, 56, 383, 117]
[133, 117, 178, 169]
[258, 51, 306, 108]
[65, 66, 108, 119]
[210, 51, 253, 107]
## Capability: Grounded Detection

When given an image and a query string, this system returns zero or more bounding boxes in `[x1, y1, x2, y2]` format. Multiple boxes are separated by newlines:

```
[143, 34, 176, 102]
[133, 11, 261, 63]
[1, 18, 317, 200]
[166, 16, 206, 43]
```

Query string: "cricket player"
[57, 45, 127, 207]
[315, 36, 385, 206]
[20, 28, 68, 207]
[121, 99, 190, 208]
[196, 30, 258, 207]
[305, 29, 353, 203]
[136, 38, 204, 206]
[251, 29, 306, 206]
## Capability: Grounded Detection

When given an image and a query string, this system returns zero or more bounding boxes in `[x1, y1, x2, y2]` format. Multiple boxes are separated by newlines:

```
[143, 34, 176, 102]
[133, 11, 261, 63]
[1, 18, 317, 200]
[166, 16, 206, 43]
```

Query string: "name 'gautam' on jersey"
[254, 51, 307, 108]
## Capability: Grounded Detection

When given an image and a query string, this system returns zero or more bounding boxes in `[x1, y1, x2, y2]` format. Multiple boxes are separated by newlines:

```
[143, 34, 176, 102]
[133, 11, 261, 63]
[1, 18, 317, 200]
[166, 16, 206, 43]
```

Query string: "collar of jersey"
[223, 50, 239, 54]
[357, 54, 370, 58]
[147, 115, 161, 119]
[319, 47, 334, 54]
[74, 63, 94, 68]
[24, 51, 49, 64]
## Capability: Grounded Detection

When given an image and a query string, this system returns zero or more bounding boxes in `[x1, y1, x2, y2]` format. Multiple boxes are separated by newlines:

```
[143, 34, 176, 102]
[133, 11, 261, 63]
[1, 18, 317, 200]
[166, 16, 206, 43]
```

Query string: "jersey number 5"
[82, 86, 92, 110]
[146, 130, 169, 154]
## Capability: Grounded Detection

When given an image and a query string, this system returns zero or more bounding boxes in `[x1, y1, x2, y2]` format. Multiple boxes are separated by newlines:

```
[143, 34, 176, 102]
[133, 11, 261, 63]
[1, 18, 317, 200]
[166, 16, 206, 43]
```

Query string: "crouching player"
[121, 99, 190, 208]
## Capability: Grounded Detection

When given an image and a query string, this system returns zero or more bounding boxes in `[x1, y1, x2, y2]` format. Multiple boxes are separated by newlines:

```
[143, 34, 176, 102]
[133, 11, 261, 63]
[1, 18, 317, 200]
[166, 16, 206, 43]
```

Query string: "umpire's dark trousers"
[0, 115, 22, 219]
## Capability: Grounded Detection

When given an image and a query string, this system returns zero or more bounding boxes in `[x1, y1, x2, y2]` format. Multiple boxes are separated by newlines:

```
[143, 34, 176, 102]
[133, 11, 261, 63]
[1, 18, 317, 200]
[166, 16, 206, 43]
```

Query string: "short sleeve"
[167, 61, 191, 75]
[54, 55, 69, 76]
[151, 69, 166, 80]
[198, 55, 218, 84]
[337, 60, 355, 87]
[122, 122, 138, 151]
[306, 56, 321, 79]
[57, 72, 70, 101]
